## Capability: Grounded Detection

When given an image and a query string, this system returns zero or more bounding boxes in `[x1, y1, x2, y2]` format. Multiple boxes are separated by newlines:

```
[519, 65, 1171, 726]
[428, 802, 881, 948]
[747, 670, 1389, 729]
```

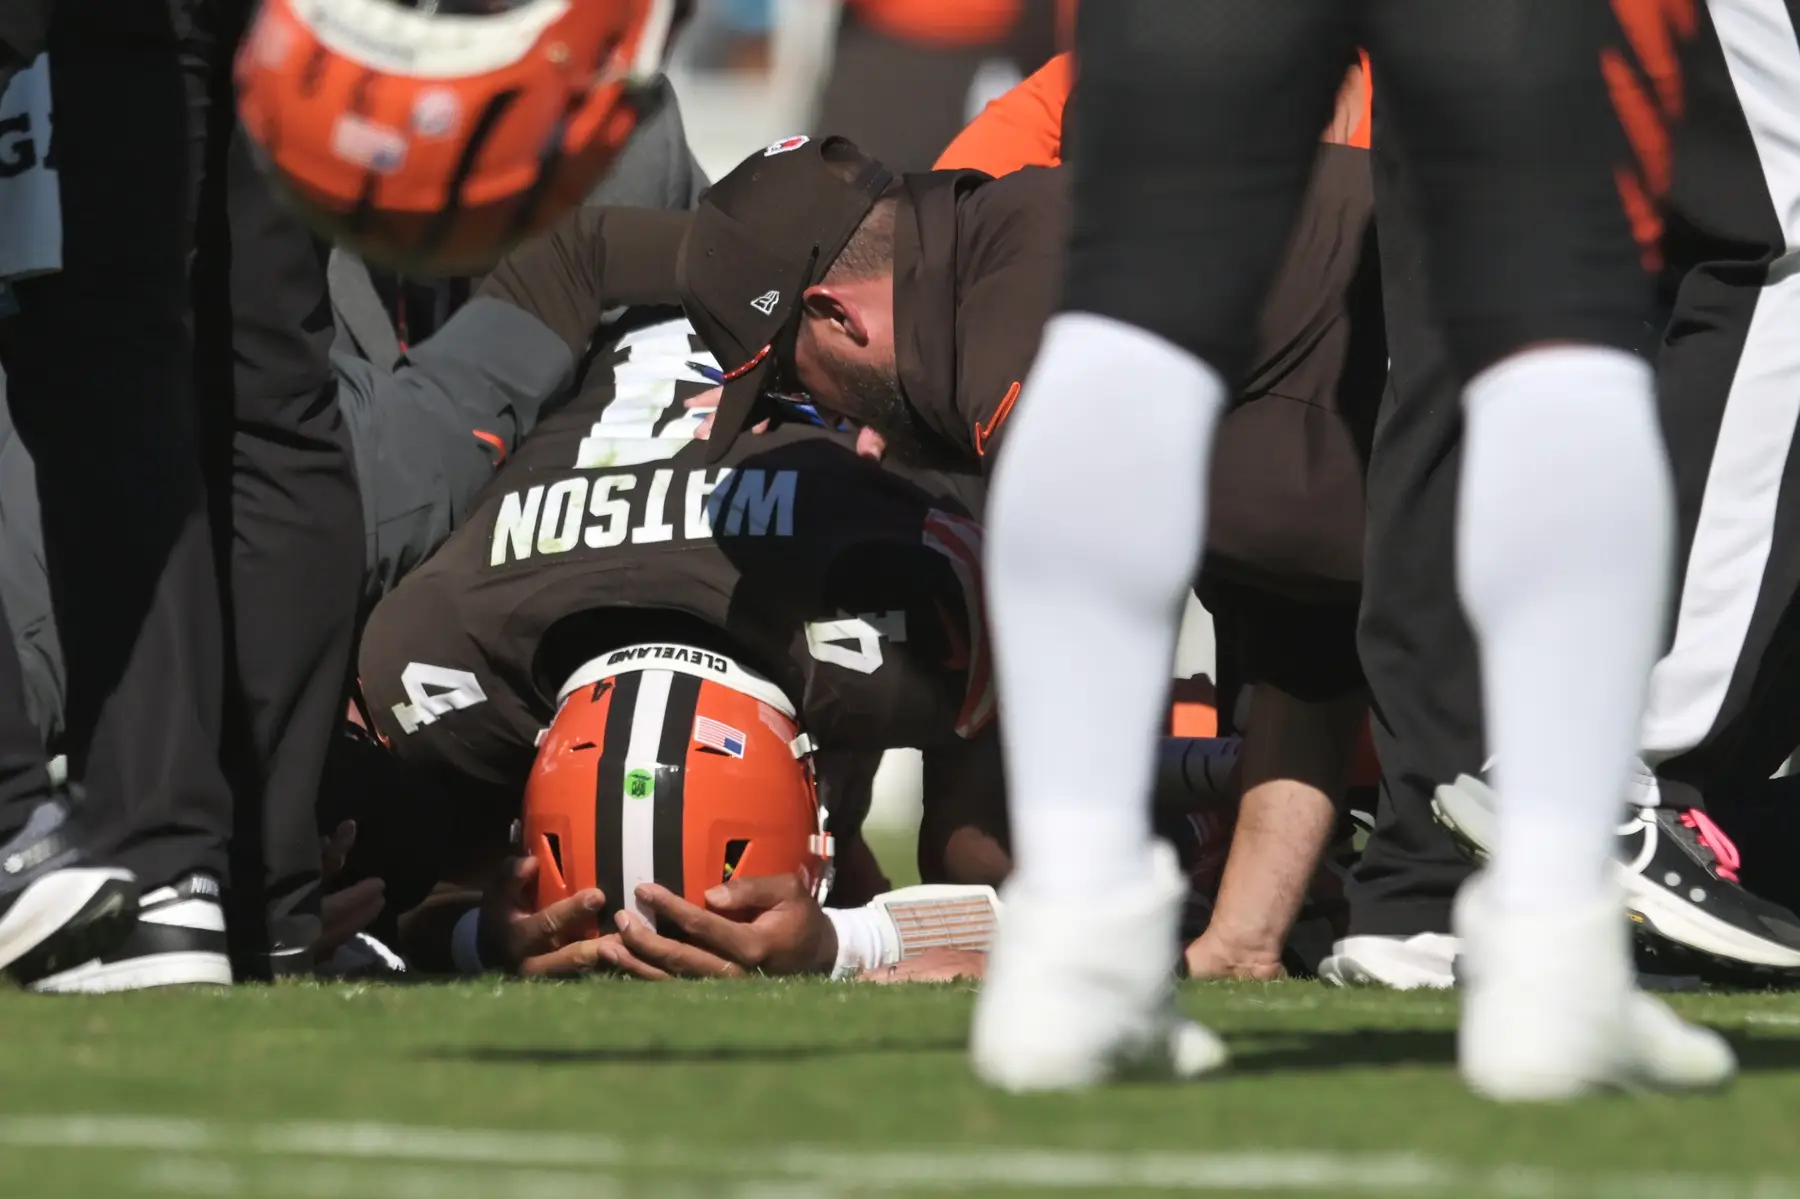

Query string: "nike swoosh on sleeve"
[472, 429, 507, 466]
[973, 381, 1022, 457]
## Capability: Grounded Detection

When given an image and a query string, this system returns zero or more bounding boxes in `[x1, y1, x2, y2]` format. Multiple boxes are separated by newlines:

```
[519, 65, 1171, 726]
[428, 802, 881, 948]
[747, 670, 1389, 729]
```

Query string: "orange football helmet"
[236, 0, 675, 272]
[523, 643, 834, 931]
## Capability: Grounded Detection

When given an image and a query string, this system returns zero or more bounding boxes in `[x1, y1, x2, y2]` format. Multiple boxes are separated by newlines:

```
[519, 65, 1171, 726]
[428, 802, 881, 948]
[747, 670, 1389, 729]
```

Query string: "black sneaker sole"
[5, 876, 140, 986]
[1628, 912, 1800, 988]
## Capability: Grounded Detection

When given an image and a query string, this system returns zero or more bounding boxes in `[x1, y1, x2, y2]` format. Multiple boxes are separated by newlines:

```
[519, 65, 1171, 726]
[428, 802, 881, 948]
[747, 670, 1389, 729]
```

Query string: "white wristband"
[822, 906, 893, 980]
[450, 908, 486, 975]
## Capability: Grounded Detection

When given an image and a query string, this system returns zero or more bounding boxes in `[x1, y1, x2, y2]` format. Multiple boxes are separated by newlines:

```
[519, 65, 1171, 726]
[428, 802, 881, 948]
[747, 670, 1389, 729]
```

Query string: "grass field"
[5, 978, 1800, 1197]
[5, 835, 1800, 1197]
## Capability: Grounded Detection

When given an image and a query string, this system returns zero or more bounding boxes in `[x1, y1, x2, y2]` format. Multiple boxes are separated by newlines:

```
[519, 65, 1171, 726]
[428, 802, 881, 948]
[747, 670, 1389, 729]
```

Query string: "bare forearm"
[1206, 776, 1338, 964]
[1188, 686, 1364, 977]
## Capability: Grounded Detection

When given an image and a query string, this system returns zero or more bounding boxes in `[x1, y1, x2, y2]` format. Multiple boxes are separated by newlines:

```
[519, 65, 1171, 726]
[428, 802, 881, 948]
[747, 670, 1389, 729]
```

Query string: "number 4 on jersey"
[806, 611, 907, 675]
[390, 662, 489, 735]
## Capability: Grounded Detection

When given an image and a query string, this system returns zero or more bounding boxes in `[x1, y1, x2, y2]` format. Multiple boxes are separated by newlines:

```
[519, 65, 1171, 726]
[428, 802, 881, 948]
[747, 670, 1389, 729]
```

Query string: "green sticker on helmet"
[624, 768, 655, 800]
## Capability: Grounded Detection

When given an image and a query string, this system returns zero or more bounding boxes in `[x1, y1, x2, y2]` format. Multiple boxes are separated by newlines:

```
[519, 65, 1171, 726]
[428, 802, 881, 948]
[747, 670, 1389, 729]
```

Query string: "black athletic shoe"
[31, 873, 232, 993]
[1435, 774, 1800, 979]
[1616, 805, 1800, 979]
[0, 798, 138, 985]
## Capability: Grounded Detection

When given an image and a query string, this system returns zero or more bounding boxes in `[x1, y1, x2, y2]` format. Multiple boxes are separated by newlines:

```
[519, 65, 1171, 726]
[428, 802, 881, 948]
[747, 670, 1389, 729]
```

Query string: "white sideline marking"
[4, 1116, 1800, 1196]
[1743, 1012, 1800, 1026]
[137, 1156, 842, 1199]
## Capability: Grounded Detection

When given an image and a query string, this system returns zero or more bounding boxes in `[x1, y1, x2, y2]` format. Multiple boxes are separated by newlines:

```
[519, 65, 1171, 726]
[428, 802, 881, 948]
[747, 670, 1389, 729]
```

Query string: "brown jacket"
[891, 154, 1379, 597]
[1212, 145, 1382, 602]
[893, 165, 1068, 465]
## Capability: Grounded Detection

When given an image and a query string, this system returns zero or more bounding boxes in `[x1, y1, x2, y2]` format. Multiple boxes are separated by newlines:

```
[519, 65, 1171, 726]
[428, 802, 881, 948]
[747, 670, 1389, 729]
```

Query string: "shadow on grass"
[1225, 1027, 1800, 1076]
[423, 1037, 966, 1066]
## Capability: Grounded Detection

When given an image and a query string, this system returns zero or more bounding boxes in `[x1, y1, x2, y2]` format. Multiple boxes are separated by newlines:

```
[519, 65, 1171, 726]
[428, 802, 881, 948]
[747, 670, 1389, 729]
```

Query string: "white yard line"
[1743, 1012, 1800, 1026]
[3, 1115, 1798, 1197]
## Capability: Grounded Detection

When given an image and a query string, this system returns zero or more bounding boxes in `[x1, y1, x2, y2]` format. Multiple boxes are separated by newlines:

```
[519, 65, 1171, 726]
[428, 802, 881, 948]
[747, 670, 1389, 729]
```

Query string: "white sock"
[986, 313, 1225, 898]
[1457, 347, 1673, 916]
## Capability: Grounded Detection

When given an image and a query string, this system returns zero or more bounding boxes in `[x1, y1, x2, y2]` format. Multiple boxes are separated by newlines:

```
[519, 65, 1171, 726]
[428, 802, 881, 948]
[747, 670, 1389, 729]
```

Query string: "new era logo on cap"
[677, 135, 895, 462]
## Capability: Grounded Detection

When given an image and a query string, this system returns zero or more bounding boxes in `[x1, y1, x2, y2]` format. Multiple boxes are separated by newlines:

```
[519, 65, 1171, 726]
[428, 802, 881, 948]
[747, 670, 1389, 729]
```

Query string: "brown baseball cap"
[677, 135, 895, 462]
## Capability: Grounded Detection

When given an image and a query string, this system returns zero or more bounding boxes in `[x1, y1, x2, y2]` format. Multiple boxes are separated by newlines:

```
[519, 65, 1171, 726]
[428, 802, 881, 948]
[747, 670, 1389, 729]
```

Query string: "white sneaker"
[970, 841, 1228, 1093]
[1455, 873, 1734, 1101]
[1318, 934, 1457, 989]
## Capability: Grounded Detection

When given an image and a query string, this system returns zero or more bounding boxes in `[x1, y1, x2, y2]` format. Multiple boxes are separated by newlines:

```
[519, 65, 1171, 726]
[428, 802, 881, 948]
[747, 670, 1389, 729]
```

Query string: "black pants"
[0, 0, 233, 887]
[1347, 106, 1481, 935]
[1066, 0, 1657, 937]
[1068, 0, 1648, 384]
[0, 0, 361, 950]
[184, 0, 365, 968]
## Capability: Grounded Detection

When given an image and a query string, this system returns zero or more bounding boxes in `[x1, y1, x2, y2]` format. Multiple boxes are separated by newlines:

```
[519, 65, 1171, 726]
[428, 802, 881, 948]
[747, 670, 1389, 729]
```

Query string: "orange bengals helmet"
[235, 0, 675, 272]
[522, 643, 834, 932]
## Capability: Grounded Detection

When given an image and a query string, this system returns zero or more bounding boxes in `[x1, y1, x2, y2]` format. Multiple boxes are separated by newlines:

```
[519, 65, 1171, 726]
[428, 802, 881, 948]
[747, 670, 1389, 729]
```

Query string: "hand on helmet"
[599, 872, 837, 979]
[481, 856, 611, 977]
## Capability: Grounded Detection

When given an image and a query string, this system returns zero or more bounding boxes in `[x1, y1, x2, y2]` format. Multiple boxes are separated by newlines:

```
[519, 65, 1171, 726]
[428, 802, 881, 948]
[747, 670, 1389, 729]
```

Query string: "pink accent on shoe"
[1681, 809, 1742, 884]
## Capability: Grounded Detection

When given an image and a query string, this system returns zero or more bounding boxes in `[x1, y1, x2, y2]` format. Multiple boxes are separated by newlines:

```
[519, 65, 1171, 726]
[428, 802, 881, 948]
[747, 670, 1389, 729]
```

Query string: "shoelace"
[1680, 808, 1742, 884]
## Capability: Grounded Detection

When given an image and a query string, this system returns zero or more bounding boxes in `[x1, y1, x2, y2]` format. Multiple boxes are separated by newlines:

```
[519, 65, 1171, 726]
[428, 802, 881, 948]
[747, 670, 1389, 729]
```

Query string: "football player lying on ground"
[347, 307, 1007, 973]
[666, 59, 1381, 982]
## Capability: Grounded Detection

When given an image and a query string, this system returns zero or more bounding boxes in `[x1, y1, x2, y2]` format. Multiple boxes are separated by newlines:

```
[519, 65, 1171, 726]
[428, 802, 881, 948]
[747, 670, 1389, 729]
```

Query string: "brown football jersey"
[358, 316, 990, 793]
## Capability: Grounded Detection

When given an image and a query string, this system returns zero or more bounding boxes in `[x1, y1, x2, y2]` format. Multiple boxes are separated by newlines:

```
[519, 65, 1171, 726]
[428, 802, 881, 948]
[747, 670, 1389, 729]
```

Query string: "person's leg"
[973, 0, 1352, 1091]
[1370, 0, 1731, 1097]
[1341, 370, 1479, 978]
[211, 122, 365, 978]
[9, 0, 233, 895]
[0, 582, 140, 982]
[1617, 0, 1800, 973]
[1330, 91, 1481, 985]
[0, 0, 234, 988]
[0, 473, 55, 836]
[1640, 0, 1800, 781]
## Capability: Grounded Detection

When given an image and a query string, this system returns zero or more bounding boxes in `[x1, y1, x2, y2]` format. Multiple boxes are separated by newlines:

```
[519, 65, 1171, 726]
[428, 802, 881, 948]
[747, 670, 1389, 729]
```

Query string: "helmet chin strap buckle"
[810, 802, 836, 903]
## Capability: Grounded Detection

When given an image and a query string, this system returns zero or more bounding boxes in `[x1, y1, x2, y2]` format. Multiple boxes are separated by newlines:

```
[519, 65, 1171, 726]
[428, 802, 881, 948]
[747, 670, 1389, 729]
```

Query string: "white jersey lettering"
[489, 467, 801, 565]
[490, 485, 544, 566]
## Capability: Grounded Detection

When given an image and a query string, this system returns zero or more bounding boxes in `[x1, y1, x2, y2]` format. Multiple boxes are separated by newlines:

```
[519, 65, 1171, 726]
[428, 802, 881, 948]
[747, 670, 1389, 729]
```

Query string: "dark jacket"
[891, 151, 1381, 599]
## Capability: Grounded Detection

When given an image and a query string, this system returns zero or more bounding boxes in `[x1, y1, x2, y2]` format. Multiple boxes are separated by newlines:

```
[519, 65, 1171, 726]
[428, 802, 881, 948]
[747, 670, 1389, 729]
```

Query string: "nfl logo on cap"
[764, 135, 809, 157]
